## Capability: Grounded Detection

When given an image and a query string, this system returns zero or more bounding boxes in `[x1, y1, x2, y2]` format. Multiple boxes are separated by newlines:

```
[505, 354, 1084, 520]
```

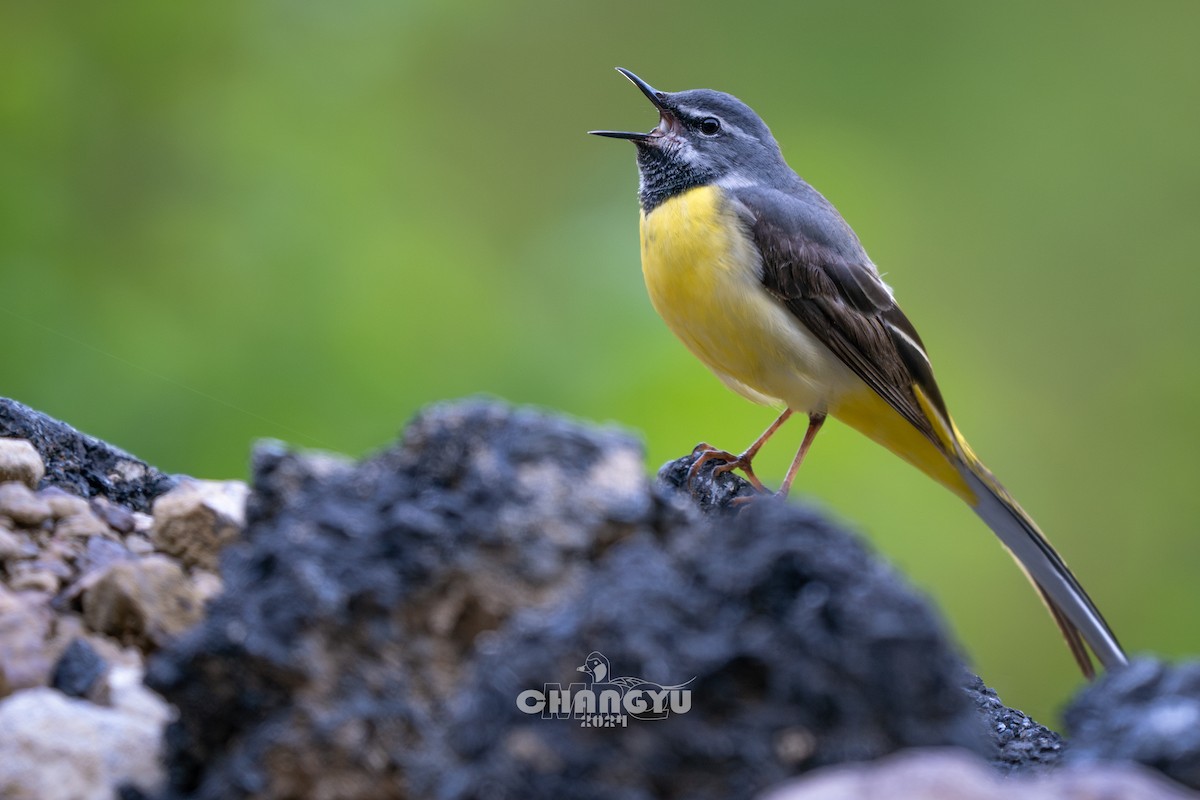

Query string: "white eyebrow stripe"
[672, 103, 748, 138]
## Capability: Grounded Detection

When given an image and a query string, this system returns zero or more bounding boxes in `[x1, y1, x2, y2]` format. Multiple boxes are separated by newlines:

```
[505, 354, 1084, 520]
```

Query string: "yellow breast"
[639, 185, 972, 500]
[639, 185, 858, 412]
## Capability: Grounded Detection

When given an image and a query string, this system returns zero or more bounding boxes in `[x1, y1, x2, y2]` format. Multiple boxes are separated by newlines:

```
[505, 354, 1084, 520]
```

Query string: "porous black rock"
[427, 485, 986, 800]
[1065, 657, 1200, 790]
[964, 675, 1063, 771]
[148, 399, 991, 800]
[0, 398, 178, 512]
[148, 401, 655, 798]
[657, 446, 760, 513]
[2, 396, 1195, 799]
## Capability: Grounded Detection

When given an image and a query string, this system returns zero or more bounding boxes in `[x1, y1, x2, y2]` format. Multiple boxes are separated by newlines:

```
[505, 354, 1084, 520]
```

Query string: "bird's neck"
[635, 146, 716, 214]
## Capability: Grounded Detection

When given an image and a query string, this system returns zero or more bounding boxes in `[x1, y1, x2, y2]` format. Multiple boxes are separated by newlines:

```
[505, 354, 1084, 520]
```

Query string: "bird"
[590, 68, 1127, 678]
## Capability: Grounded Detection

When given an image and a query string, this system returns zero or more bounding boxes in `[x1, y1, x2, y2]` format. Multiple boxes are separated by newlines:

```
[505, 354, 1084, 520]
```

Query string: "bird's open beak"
[576, 665, 587, 672]
[615, 68, 668, 110]
[589, 67, 674, 141]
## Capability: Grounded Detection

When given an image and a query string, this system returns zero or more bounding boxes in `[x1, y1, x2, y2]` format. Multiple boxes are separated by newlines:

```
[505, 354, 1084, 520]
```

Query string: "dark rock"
[965, 675, 1063, 771]
[424, 494, 985, 800]
[81, 535, 135, 573]
[13, 394, 1187, 799]
[92, 496, 137, 535]
[0, 398, 179, 513]
[1065, 657, 1200, 790]
[149, 401, 654, 799]
[52, 637, 108, 698]
[148, 399, 991, 800]
[657, 447, 760, 512]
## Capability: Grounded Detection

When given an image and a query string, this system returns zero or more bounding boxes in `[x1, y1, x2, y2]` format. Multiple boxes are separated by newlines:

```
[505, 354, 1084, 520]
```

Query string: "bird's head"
[590, 68, 788, 212]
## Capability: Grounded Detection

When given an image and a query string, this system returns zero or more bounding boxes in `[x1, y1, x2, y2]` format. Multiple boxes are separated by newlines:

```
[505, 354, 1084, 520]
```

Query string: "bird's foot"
[686, 442, 769, 494]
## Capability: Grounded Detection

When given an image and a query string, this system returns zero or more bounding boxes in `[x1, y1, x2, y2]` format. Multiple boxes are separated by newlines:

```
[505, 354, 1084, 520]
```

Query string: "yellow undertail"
[832, 382, 1127, 676]
[831, 383, 975, 503]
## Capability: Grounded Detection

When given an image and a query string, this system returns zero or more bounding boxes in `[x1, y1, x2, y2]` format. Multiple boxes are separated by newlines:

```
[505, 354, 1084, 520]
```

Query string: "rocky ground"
[0, 396, 1197, 799]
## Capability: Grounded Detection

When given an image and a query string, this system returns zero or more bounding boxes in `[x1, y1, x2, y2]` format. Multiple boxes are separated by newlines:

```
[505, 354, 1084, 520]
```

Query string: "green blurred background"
[3, 1, 1197, 723]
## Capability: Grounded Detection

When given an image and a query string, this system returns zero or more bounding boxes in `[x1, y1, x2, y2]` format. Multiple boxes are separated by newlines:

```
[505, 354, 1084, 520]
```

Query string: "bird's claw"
[686, 444, 769, 493]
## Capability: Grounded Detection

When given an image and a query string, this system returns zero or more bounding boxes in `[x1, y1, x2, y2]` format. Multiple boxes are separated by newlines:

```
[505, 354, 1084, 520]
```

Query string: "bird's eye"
[698, 117, 721, 136]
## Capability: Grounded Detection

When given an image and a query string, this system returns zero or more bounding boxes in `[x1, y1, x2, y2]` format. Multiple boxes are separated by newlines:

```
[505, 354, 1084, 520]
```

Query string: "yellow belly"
[640, 184, 859, 412]
[639, 184, 973, 501]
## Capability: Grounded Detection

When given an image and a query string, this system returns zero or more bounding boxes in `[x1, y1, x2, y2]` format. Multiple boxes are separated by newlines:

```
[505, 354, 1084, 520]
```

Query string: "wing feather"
[729, 184, 951, 444]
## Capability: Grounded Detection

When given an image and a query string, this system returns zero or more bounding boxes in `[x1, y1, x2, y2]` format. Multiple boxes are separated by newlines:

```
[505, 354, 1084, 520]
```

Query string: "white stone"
[0, 439, 44, 489]
[150, 479, 249, 571]
[0, 683, 168, 800]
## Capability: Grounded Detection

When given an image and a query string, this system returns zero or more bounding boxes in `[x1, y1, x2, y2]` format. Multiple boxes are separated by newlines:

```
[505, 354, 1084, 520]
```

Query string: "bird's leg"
[687, 408, 794, 493]
[775, 412, 826, 499]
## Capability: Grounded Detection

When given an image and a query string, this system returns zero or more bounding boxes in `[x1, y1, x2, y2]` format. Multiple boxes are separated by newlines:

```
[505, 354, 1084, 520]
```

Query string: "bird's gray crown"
[633, 87, 794, 212]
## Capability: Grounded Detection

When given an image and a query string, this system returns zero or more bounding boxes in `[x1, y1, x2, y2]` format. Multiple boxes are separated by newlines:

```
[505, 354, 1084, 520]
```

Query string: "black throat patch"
[636, 144, 716, 214]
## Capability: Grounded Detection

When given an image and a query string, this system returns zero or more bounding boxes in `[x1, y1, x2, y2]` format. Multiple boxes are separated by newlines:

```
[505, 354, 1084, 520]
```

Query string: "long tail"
[957, 458, 1127, 677]
[834, 385, 1127, 676]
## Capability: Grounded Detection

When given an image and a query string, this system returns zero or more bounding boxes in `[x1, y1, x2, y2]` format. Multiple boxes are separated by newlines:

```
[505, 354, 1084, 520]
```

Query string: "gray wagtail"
[591, 68, 1127, 677]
